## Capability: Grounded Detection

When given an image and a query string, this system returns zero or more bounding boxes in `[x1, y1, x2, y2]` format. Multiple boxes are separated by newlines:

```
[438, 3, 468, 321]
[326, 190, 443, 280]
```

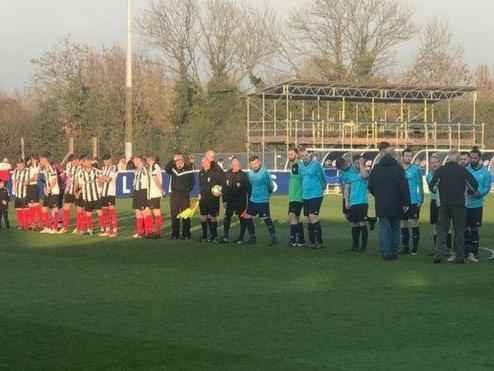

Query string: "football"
[211, 184, 222, 197]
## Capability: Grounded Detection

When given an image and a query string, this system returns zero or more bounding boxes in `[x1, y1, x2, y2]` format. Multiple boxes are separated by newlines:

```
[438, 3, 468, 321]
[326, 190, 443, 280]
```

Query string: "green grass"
[1, 195, 494, 370]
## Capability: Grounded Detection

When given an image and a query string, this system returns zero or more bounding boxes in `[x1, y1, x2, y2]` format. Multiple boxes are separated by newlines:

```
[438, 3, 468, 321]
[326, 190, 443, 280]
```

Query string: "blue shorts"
[303, 197, 323, 216]
[246, 202, 270, 218]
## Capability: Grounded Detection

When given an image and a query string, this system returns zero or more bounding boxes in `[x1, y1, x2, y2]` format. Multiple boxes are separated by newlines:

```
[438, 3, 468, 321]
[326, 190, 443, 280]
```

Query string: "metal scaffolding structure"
[246, 81, 483, 158]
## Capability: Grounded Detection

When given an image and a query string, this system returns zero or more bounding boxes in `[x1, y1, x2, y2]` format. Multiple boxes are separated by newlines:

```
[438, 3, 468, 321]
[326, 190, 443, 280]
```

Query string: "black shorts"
[148, 197, 161, 210]
[75, 194, 85, 208]
[64, 193, 76, 204]
[401, 203, 420, 221]
[246, 201, 270, 218]
[133, 190, 148, 210]
[288, 201, 303, 217]
[466, 207, 483, 228]
[199, 197, 220, 217]
[84, 199, 102, 212]
[26, 185, 40, 203]
[303, 197, 323, 217]
[430, 200, 439, 225]
[100, 196, 116, 207]
[43, 195, 59, 209]
[14, 197, 27, 209]
[348, 204, 368, 223]
[226, 200, 247, 217]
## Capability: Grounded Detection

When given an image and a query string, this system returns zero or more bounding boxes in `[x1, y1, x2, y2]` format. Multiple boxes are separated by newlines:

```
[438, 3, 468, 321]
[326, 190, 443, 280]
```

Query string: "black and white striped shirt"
[65, 163, 80, 195]
[134, 167, 150, 191]
[101, 164, 118, 197]
[13, 168, 28, 198]
[42, 166, 60, 195]
[77, 167, 102, 202]
[28, 164, 40, 185]
[148, 163, 163, 199]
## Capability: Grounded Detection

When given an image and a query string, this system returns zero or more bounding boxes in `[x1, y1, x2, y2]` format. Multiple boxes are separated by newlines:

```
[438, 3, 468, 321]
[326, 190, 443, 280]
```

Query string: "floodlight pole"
[125, 0, 133, 161]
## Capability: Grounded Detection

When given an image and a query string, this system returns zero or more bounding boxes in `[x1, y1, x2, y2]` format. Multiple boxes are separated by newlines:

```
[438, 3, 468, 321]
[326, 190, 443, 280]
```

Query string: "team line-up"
[1, 143, 490, 262]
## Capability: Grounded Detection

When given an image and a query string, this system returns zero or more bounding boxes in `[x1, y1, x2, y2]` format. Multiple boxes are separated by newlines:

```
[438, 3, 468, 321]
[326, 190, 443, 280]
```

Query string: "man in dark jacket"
[429, 150, 478, 263]
[368, 148, 410, 260]
[165, 153, 195, 240]
[0, 179, 10, 228]
[220, 157, 251, 244]
[198, 157, 226, 242]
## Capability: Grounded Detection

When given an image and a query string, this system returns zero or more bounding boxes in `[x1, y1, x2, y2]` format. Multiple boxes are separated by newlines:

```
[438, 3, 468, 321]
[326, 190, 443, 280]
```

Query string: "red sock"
[86, 214, 93, 230]
[110, 208, 118, 229]
[28, 207, 35, 227]
[137, 218, 144, 235]
[97, 213, 106, 230]
[76, 211, 82, 230]
[144, 215, 153, 235]
[155, 214, 163, 234]
[63, 209, 71, 230]
[19, 209, 26, 228]
[43, 212, 50, 229]
[23, 209, 30, 228]
[52, 211, 59, 230]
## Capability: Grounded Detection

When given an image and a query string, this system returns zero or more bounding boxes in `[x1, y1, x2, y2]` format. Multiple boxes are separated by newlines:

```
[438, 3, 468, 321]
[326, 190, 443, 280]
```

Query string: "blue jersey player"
[464, 147, 491, 262]
[299, 148, 327, 248]
[243, 156, 277, 245]
[401, 148, 424, 255]
[337, 155, 370, 252]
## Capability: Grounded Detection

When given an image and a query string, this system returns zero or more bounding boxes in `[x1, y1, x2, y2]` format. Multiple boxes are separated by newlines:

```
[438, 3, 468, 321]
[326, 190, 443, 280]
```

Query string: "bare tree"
[283, 0, 415, 81]
[198, 0, 279, 88]
[405, 18, 472, 85]
[137, 0, 200, 80]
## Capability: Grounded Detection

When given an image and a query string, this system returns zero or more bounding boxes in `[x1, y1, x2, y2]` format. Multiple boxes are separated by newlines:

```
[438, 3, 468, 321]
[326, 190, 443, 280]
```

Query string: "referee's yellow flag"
[177, 201, 199, 219]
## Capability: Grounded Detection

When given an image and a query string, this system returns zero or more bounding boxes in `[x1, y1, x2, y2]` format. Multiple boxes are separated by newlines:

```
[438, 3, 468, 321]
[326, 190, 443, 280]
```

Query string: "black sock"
[314, 222, 322, 244]
[360, 226, 368, 250]
[412, 227, 420, 250]
[183, 219, 191, 238]
[433, 234, 437, 248]
[308, 223, 315, 244]
[201, 221, 208, 239]
[239, 218, 246, 239]
[290, 224, 297, 243]
[464, 230, 472, 255]
[223, 216, 231, 239]
[211, 221, 218, 239]
[471, 230, 479, 256]
[401, 228, 410, 251]
[246, 219, 255, 239]
[351, 226, 360, 250]
[297, 222, 305, 244]
[446, 233, 452, 250]
[264, 218, 276, 238]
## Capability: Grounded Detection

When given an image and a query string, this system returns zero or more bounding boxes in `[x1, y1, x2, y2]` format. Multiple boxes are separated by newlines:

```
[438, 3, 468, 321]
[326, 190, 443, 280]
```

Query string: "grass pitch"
[1, 195, 494, 370]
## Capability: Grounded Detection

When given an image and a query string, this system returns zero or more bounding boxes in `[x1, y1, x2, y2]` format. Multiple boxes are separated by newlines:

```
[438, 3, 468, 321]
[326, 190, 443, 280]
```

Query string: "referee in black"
[165, 153, 196, 240]
[219, 157, 251, 244]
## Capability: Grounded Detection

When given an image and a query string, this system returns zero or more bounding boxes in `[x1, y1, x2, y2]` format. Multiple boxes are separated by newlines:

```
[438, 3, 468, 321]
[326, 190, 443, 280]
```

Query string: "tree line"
[0, 0, 493, 161]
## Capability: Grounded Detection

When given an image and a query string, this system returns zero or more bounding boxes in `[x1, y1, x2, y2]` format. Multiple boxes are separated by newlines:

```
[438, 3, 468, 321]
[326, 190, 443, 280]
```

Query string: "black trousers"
[0, 206, 9, 228]
[170, 193, 191, 238]
[435, 206, 466, 261]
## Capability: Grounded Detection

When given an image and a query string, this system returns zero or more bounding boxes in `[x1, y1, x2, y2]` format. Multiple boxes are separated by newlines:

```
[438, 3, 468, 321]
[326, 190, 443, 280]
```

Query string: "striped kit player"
[146, 155, 164, 238]
[39, 153, 61, 233]
[132, 156, 152, 238]
[26, 156, 42, 230]
[12, 159, 29, 229]
[78, 157, 104, 235]
[99, 154, 119, 237]
[61, 155, 81, 233]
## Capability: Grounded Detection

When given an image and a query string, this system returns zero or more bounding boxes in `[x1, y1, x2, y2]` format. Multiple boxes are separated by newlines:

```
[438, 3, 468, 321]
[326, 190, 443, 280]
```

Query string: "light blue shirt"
[347, 169, 368, 206]
[248, 167, 274, 203]
[404, 164, 424, 204]
[466, 164, 491, 209]
[299, 159, 327, 200]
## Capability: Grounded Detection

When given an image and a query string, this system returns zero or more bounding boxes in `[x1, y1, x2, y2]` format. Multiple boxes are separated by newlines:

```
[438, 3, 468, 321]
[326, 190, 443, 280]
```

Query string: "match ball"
[211, 184, 222, 197]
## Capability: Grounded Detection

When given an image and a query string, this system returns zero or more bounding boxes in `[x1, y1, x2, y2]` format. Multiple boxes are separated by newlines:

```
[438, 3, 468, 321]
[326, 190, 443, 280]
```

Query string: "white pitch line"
[480, 247, 494, 260]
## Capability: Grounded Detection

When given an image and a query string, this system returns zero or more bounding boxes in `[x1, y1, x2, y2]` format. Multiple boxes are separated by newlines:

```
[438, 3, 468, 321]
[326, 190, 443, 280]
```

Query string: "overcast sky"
[1, 0, 493, 93]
